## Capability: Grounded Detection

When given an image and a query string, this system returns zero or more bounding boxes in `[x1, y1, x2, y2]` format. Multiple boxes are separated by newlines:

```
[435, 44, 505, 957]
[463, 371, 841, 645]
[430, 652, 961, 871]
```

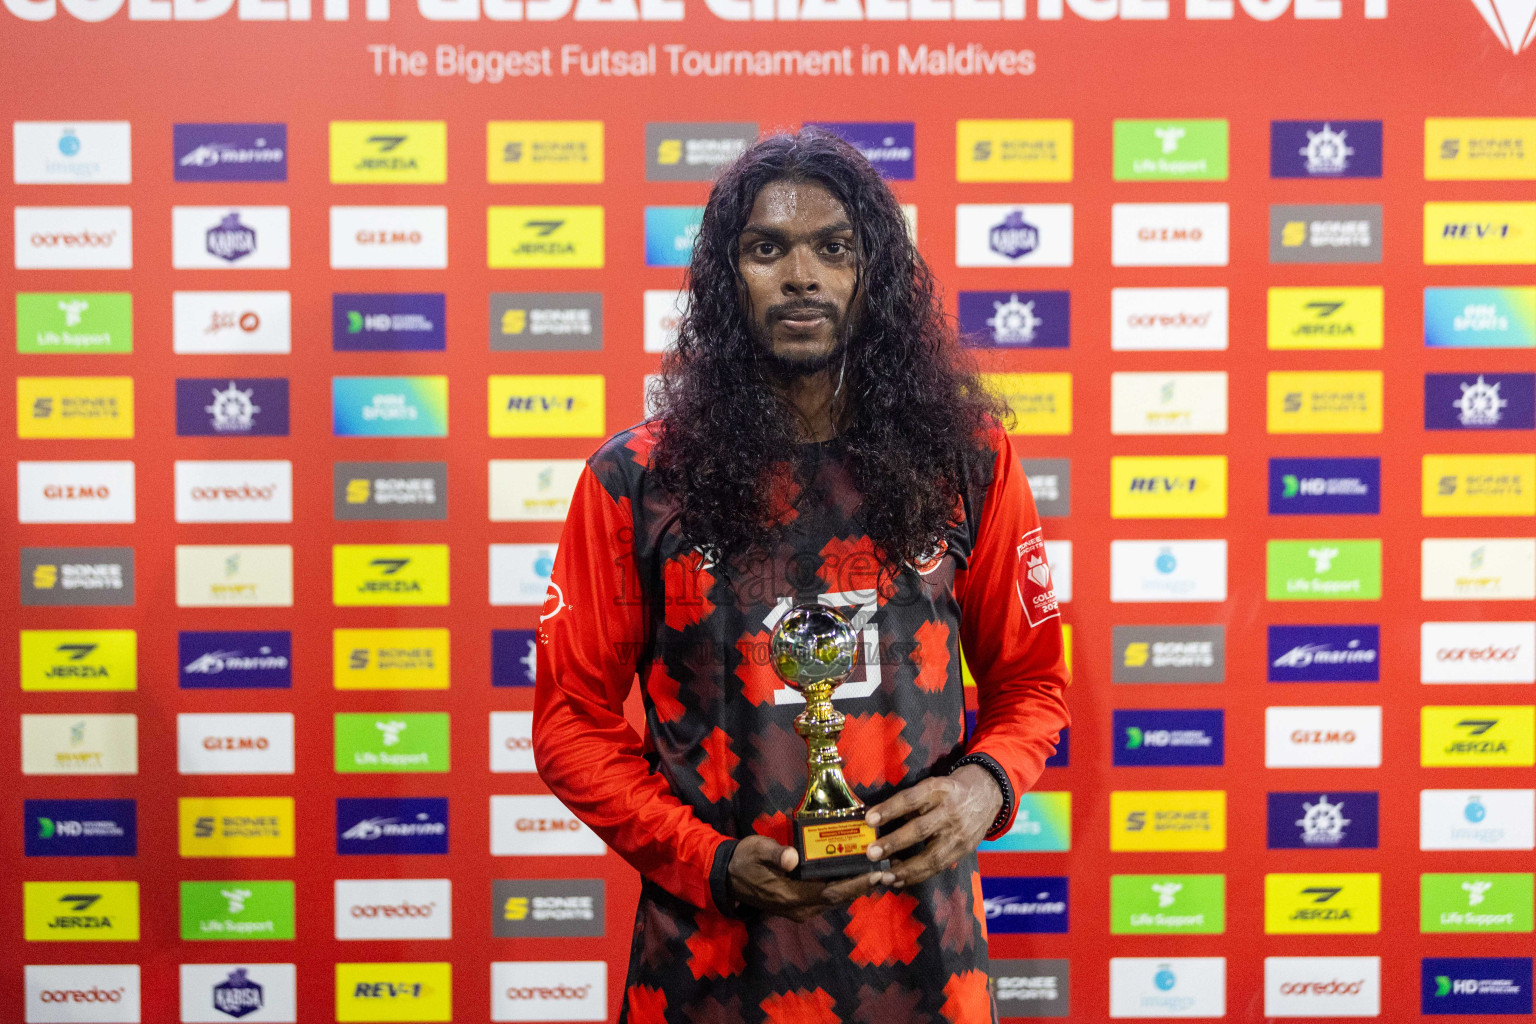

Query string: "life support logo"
[1016, 528, 1060, 627]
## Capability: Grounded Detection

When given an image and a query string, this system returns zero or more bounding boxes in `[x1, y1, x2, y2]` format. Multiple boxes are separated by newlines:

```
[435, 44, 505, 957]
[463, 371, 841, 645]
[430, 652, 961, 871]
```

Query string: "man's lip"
[777, 311, 829, 324]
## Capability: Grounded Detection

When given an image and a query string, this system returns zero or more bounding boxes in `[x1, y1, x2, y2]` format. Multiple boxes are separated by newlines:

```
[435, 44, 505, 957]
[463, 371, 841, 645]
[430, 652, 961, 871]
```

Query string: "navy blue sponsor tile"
[337, 797, 449, 855]
[179, 631, 292, 689]
[1271, 120, 1382, 179]
[1423, 958, 1532, 1015]
[1268, 458, 1380, 515]
[333, 294, 446, 352]
[1266, 791, 1378, 849]
[1268, 625, 1380, 682]
[25, 799, 137, 857]
[1112, 710, 1224, 767]
[1425, 373, 1536, 430]
[981, 876, 1069, 934]
[958, 291, 1069, 349]
[176, 378, 289, 437]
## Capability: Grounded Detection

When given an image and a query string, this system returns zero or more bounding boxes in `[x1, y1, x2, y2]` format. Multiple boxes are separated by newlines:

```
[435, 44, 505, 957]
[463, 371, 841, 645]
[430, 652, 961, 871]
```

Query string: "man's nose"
[780, 245, 820, 294]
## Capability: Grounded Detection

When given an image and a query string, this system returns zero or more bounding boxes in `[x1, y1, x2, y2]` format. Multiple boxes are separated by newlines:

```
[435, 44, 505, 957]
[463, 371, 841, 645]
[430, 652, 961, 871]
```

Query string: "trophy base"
[793, 813, 888, 880]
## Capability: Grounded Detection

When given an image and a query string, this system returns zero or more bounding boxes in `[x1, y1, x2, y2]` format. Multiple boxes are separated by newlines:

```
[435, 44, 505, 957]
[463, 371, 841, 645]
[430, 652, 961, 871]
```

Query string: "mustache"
[766, 299, 840, 322]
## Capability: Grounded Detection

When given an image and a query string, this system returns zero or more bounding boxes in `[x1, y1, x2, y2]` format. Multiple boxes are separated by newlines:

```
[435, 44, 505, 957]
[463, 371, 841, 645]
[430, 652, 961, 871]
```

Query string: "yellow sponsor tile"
[24, 881, 139, 942]
[336, 962, 452, 1023]
[1267, 287, 1384, 350]
[1109, 790, 1226, 852]
[956, 119, 1073, 183]
[487, 121, 603, 183]
[1425, 202, 1536, 265]
[332, 544, 449, 608]
[17, 377, 133, 439]
[334, 628, 450, 690]
[20, 629, 136, 691]
[1264, 873, 1380, 935]
[1422, 705, 1535, 767]
[1426, 118, 1536, 181]
[1423, 454, 1536, 517]
[330, 121, 447, 184]
[1267, 371, 1383, 434]
[982, 373, 1072, 436]
[1111, 456, 1227, 519]
[487, 206, 604, 269]
[489, 374, 606, 438]
[179, 797, 295, 858]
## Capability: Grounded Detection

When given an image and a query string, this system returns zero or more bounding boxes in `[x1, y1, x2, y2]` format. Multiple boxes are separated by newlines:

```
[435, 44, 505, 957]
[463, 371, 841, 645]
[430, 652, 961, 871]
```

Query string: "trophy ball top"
[769, 604, 860, 691]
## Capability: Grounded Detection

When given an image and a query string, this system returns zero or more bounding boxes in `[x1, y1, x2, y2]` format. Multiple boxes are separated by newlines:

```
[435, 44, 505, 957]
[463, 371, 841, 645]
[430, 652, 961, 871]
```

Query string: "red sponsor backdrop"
[4, 2, 1536, 1020]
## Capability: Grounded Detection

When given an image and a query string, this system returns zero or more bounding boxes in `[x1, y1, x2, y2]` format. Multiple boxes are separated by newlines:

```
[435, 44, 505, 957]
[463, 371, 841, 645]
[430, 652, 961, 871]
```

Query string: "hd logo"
[1421, 706, 1536, 767]
[1267, 287, 1384, 350]
[1264, 873, 1381, 935]
[20, 629, 136, 691]
[24, 881, 139, 941]
[1110, 456, 1227, 519]
[487, 206, 604, 269]
[332, 545, 449, 607]
[329, 122, 446, 184]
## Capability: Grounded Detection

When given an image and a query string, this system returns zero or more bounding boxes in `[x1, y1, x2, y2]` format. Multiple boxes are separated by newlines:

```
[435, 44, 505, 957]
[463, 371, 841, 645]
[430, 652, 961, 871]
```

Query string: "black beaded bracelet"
[951, 753, 1013, 839]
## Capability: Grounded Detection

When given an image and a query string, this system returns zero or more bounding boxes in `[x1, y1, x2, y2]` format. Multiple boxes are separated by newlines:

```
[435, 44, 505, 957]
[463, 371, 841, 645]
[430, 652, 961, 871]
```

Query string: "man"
[534, 128, 1069, 1023]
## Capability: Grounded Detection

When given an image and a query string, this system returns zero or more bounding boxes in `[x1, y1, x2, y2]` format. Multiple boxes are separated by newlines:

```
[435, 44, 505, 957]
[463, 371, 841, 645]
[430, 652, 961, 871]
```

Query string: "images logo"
[1265, 706, 1383, 768]
[1426, 287, 1536, 348]
[25, 799, 136, 857]
[24, 881, 139, 942]
[334, 962, 451, 1023]
[14, 121, 132, 183]
[330, 206, 449, 269]
[14, 206, 133, 269]
[1112, 203, 1230, 267]
[20, 628, 136, 692]
[334, 628, 449, 690]
[1426, 374, 1536, 430]
[332, 545, 449, 607]
[488, 374, 605, 438]
[1264, 873, 1381, 935]
[172, 206, 289, 269]
[20, 547, 134, 607]
[1422, 957, 1532, 1015]
[1114, 710, 1224, 767]
[17, 376, 134, 439]
[330, 121, 446, 183]
[644, 206, 704, 267]
[1112, 626, 1225, 684]
[180, 880, 295, 941]
[1269, 458, 1380, 515]
[493, 880, 605, 938]
[1113, 120, 1228, 181]
[1268, 625, 1380, 682]
[975, 792, 1071, 853]
[490, 544, 558, 607]
[1271, 120, 1382, 178]
[1426, 201, 1536, 265]
[1422, 873, 1534, 933]
[488, 206, 603, 269]
[335, 713, 450, 773]
[175, 123, 286, 181]
[1109, 958, 1225, 1018]
[1421, 621, 1536, 684]
[1420, 789, 1535, 850]
[980, 373, 1071, 435]
[979, 877, 1068, 935]
[1110, 791, 1225, 852]
[488, 121, 603, 183]
[1110, 875, 1224, 935]
[1427, 117, 1536, 178]
[1424, 454, 1536, 517]
[1110, 540, 1227, 604]
[1267, 286, 1384, 350]
[490, 795, 607, 856]
[332, 294, 445, 352]
[1271, 204, 1383, 263]
[958, 291, 1069, 348]
[645, 122, 756, 180]
[1267, 791, 1379, 849]
[338, 798, 449, 855]
[16, 292, 132, 354]
[489, 292, 602, 351]
[807, 121, 914, 179]
[956, 204, 1073, 267]
[332, 377, 448, 438]
[957, 119, 1072, 182]
[1110, 456, 1227, 519]
[335, 462, 447, 522]
[179, 631, 292, 690]
[1422, 706, 1536, 767]
[492, 629, 539, 687]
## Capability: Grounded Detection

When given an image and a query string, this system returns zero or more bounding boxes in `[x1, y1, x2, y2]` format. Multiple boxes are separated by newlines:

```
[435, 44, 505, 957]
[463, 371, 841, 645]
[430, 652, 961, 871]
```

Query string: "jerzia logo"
[1468, 0, 1536, 54]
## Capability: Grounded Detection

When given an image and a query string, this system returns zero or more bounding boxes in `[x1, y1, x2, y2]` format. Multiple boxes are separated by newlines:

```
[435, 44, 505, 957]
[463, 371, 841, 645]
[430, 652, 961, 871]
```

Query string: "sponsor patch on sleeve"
[1016, 528, 1061, 626]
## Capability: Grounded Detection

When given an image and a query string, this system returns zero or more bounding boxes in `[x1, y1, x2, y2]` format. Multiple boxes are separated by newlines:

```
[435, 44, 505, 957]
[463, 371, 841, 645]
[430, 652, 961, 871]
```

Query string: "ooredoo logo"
[175, 461, 293, 524]
[1265, 957, 1380, 1017]
[1422, 622, 1536, 684]
[15, 208, 133, 269]
[334, 879, 451, 940]
[25, 964, 140, 1023]
[491, 961, 606, 1021]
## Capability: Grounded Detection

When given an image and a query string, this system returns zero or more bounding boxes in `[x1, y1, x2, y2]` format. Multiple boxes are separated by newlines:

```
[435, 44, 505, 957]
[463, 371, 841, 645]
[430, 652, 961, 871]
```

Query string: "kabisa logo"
[488, 205, 604, 269]
[1110, 874, 1225, 935]
[643, 206, 704, 267]
[1266, 791, 1379, 849]
[1113, 710, 1224, 767]
[956, 204, 1072, 267]
[1426, 287, 1536, 349]
[991, 209, 1038, 259]
[172, 207, 292, 269]
[492, 879, 605, 938]
[175, 123, 287, 182]
[489, 293, 603, 352]
[1267, 625, 1380, 683]
[176, 378, 289, 437]
[1426, 372, 1536, 430]
[25, 799, 137, 857]
[806, 122, 914, 180]
[1268, 458, 1380, 515]
[1270, 120, 1382, 179]
[980, 877, 1068, 934]
[1264, 873, 1381, 935]
[209, 969, 263, 1019]
[644, 122, 757, 181]
[1423, 957, 1533, 1015]
[1466, 0, 1536, 54]
[958, 291, 1069, 348]
[332, 377, 449, 438]
[338, 798, 449, 855]
[492, 629, 539, 687]
[332, 294, 445, 352]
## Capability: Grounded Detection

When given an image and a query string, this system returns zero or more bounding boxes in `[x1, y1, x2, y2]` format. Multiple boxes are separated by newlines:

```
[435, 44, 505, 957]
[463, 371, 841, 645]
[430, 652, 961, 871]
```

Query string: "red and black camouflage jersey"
[533, 418, 1070, 1024]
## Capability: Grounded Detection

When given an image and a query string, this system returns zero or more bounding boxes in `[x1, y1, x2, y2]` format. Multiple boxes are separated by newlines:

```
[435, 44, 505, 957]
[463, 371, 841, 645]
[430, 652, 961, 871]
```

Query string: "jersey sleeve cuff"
[952, 751, 1015, 841]
[708, 837, 741, 916]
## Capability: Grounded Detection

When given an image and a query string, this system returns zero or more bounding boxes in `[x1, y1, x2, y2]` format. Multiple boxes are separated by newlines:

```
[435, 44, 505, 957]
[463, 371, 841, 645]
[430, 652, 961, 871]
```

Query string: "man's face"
[736, 179, 861, 376]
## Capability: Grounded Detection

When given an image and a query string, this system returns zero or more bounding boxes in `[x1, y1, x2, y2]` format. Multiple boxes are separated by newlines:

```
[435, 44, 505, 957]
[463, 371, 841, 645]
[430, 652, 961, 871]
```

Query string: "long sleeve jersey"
[533, 419, 1070, 1024]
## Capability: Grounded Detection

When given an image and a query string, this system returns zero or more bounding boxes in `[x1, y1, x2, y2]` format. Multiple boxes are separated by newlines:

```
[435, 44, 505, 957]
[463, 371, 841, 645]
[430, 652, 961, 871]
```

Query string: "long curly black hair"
[650, 128, 1008, 571]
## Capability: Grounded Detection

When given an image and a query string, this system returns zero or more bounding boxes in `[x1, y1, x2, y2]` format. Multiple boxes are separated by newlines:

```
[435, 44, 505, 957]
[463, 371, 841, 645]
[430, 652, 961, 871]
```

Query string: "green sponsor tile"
[1113, 120, 1229, 181]
[1111, 874, 1225, 934]
[1266, 539, 1382, 601]
[334, 711, 450, 772]
[17, 293, 132, 354]
[1422, 873, 1533, 933]
[180, 880, 295, 940]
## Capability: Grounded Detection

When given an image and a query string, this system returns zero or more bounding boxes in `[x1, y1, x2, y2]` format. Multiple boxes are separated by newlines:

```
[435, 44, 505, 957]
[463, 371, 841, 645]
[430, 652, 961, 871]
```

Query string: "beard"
[751, 299, 849, 379]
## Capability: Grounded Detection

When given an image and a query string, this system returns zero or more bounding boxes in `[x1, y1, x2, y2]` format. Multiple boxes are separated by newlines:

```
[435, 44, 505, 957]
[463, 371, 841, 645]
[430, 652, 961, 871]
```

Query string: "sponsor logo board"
[958, 291, 1068, 349]
[332, 544, 449, 607]
[329, 121, 446, 184]
[488, 205, 603, 269]
[173, 291, 290, 355]
[493, 880, 604, 938]
[335, 879, 451, 941]
[492, 630, 539, 688]
[1268, 458, 1380, 516]
[1268, 625, 1380, 683]
[1270, 204, 1382, 263]
[177, 713, 294, 775]
[175, 545, 293, 608]
[979, 877, 1068, 935]
[1112, 626, 1224, 684]
[1110, 372, 1228, 435]
[179, 631, 292, 690]
[172, 207, 289, 269]
[1265, 706, 1382, 768]
[14, 206, 133, 269]
[21, 547, 134, 607]
[1112, 203, 1229, 266]
[1426, 118, 1536, 179]
[335, 462, 447, 521]
[14, 121, 132, 184]
[491, 795, 606, 856]
[1421, 705, 1535, 767]
[1425, 201, 1536, 265]
[18, 461, 135, 524]
[334, 962, 451, 1023]
[988, 959, 1069, 1018]
[334, 628, 449, 690]
[24, 964, 141, 1023]
[491, 960, 605, 1022]
[489, 460, 583, 522]
[644, 122, 756, 181]
[981, 373, 1071, 435]
[490, 544, 557, 607]
[1422, 621, 1536, 684]
[956, 119, 1072, 183]
[1426, 286, 1536, 349]
[1422, 873, 1534, 933]
[21, 714, 137, 775]
[332, 376, 448, 438]
[180, 880, 295, 941]
[1267, 371, 1383, 433]
[955, 205, 1072, 267]
[1264, 957, 1380, 1018]
[176, 378, 288, 437]
[333, 293, 445, 352]
[490, 293, 602, 351]
[1426, 373, 1536, 430]
[643, 205, 703, 267]
[643, 289, 684, 353]
[1267, 286, 1384, 350]
[1111, 456, 1226, 519]
[18, 376, 134, 439]
[20, 629, 135, 692]
[174, 460, 292, 524]
[1113, 710, 1224, 767]
[808, 121, 914, 179]
[335, 713, 449, 773]
[1264, 873, 1380, 934]
[1110, 540, 1227, 603]
[1422, 538, 1536, 600]
[1267, 791, 1379, 849]
[488, 375, 604, 438]
[490, 712, 535, 773]
[178, 797, 295, 858]
[1109, 957, 1225, 1018]
[1271, 120, 1383, 179]
[16, 292, 132, 354]
[179, 963, 297, 1023]
[487, 121, 603, 184]
[1421, 789, 1535, 850]
[1110, 287, 1228, 351]
[1109, 791, 1225, 852]
[1113, 120, 1227, 181]
[1021, 459, 1070, 518]
[175, 123, 287, 182]
[1422, 957, 1532, 1015]
[24, 880, 139, 942]
[330, 206, 448, 269]
[1266, 539, 1381, 601]
[25, 798, 137, 857]
[1110, 874, 1224, 935]
[338, 798, 449, 856]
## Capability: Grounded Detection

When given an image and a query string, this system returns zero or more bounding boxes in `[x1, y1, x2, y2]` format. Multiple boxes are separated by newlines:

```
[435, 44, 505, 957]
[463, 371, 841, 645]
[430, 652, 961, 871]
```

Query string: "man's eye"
[824, 241, 849, 255]
[752, 242, 778, 257]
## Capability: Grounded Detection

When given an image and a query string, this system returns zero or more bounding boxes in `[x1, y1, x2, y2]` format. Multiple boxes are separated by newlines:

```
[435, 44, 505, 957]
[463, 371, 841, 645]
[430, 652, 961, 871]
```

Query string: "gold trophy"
[771, 604, 888, 880]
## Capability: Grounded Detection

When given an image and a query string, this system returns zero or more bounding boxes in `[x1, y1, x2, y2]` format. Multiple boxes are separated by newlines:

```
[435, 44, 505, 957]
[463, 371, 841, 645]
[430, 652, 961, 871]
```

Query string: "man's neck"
[775, 368, 841, 442]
